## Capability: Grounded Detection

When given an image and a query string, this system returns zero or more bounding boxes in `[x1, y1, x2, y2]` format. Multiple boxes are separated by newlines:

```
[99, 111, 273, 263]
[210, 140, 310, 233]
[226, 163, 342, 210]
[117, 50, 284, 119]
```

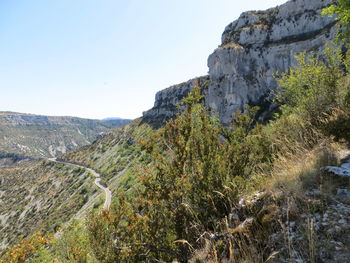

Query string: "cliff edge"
[143, 0, 337, 125]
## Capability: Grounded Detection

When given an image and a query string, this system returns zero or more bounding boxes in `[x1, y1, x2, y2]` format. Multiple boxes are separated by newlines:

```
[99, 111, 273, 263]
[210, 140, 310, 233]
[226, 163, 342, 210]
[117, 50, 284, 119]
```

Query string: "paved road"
[48, 158, 111, 210]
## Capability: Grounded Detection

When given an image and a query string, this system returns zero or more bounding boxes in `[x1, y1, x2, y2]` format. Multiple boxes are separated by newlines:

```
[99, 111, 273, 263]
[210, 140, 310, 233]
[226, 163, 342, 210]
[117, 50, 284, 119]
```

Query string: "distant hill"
[0, 112, 131, 158]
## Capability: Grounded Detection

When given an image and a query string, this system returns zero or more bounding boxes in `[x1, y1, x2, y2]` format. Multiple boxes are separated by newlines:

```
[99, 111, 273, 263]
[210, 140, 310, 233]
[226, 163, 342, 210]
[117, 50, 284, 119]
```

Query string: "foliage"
[86, 196, 145, 263]
[276, 46, 346, 125]
[50, 220, 94, 263]
[4, 221, 99, 263]
[1, 233, 50, 263]
[86, 83, 274, 262]
[275, 45, 350, 144]
[323, 0, 350, 41]
[320, 107, 350, 143]
[6, 38, 350, 263]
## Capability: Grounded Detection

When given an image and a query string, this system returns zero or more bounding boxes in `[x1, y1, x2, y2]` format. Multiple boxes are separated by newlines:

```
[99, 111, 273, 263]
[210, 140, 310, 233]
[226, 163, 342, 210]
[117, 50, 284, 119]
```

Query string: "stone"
[338, 218, 347, 224]
[321, 158, 350, 187]
[143, 0, 337, 126]
[207, 0, 336, 125]
[321, 166, 350, 177]
[336, 188, 350, 203]
[230, 217, 254, 234]
[305, 189, 321, 196]
[142, 76, 209, 127]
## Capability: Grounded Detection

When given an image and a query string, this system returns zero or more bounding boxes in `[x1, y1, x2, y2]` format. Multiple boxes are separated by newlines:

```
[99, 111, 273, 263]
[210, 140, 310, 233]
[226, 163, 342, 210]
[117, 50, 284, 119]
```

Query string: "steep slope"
[61, 119, 152, 190]
[1, 0, 342, 256]
[0, 119, 151, 249]
[142, 76, 210, 127]
[0, 112, 130, 158]
[143, 0, 336, 125]
[0, 160, 97, 248]
[0, 151, 37, 168]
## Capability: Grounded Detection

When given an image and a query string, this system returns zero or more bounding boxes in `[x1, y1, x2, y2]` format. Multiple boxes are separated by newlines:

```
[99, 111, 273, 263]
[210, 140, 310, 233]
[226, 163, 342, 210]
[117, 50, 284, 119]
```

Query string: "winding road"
[48, 158, 112, 210]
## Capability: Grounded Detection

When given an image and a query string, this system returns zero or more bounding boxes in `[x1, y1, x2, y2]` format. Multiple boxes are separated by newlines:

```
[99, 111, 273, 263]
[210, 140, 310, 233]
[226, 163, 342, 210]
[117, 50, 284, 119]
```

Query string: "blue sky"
[0, 0, 286, 119]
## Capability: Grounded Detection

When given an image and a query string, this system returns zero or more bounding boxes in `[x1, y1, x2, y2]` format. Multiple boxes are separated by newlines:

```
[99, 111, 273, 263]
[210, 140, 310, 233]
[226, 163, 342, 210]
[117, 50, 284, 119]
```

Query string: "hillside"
[0, 160, 97, 249]
[0, 118, 150, 249]
[0, 112, 130, 159]
[61, 119, 150, 179]
[2, 0, 350, 262]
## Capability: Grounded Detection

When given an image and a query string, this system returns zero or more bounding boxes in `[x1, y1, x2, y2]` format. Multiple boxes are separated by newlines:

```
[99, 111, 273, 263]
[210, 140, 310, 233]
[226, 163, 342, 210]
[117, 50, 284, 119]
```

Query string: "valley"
[2, 0, 350, 262]
[0, 112, 131, 159]
[0, 119, 148, 249]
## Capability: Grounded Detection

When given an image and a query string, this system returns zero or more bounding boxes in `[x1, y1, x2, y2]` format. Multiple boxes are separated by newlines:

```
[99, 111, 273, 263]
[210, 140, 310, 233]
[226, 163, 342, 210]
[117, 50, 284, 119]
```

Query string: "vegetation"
[113, 86, 271, 261]
[0, 233, 51, 263]
[276, 45, 350, 144]
[3, 3, 350, 263]
[323, 0, 350, 41]
[4, 39, 350, 261]
[61, 119, 152, 183]
[0, 113, 130, 158]
[0, 161, 95, 247]
[81, 44, 350, 261]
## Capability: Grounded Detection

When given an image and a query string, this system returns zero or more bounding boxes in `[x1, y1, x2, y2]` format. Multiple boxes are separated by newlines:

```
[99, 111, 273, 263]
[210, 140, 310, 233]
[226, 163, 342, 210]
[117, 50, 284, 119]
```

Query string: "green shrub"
[276, 46, 346, 126]
[276, 45, 350, 144]
[86, 84, 274, 262]
[323, 0, 350, 41]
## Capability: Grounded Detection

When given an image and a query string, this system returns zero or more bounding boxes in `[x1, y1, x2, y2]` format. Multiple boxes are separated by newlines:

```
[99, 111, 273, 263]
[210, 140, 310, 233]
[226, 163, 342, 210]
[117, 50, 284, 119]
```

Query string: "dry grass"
[190, 139, 347, 263]
[261, 140, 342, 197]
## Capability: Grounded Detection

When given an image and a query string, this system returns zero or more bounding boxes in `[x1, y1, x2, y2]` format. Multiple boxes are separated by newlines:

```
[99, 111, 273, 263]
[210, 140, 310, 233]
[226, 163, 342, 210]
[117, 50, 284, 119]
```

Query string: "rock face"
[143, 0, 337, 125]
[142, 76, 210, 127]
[208, 0, 336, 124]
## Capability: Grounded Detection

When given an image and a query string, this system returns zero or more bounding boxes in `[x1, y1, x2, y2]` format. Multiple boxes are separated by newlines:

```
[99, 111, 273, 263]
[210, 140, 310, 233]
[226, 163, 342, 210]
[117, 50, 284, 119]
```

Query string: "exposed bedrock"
[143, 0, 337, 125]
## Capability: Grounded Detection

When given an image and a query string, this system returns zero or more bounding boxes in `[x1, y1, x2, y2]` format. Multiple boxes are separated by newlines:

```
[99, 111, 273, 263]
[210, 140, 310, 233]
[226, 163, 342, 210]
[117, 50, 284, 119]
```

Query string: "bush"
[276, 45, 350, 144]
[323, 0, 350, 41]
[276, 46, 346, 126]
[86, 84, 274, 262]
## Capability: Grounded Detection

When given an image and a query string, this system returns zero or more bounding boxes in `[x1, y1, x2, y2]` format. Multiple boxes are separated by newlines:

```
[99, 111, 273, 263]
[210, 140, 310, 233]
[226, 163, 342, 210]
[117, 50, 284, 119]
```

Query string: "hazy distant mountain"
[0, 112, 131, 158]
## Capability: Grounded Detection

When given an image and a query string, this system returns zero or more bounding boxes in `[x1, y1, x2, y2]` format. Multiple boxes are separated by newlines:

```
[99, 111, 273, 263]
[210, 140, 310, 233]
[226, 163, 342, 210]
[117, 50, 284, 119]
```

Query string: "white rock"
[143, 0, 337, 125]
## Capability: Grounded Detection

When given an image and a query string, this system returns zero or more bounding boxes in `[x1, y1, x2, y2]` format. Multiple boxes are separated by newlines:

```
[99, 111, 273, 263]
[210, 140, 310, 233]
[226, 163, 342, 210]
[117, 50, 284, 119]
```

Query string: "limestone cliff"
[143, 0, 337, 125]
[142, 76, 210, 127]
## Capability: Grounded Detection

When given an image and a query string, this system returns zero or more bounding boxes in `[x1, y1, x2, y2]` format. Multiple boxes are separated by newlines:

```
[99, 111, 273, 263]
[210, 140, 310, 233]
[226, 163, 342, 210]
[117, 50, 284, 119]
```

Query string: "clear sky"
[0, 0, 287, 119]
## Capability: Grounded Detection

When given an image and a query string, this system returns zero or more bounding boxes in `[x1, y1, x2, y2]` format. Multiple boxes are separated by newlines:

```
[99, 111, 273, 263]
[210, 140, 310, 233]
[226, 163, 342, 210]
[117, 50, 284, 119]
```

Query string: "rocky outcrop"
[208, 0, 336, 124]
[143, 0, 337, 125]
[142, 76, 210, 127]
[321, 150, 350, 188]
[0, 151, 38, 168]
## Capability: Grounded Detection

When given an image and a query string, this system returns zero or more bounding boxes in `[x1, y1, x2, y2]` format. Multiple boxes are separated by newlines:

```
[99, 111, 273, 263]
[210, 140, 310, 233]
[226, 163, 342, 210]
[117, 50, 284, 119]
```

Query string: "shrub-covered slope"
[0, 119, 152, 250]
[3, 1, 350, 262]
[0, 160, 97, 249]
[61, 119, 152, 187]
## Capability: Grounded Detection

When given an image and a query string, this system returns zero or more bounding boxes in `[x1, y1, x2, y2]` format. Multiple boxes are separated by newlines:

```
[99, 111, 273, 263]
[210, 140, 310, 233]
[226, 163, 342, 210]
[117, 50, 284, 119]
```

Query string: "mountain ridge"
[0, 112, 131, 159]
